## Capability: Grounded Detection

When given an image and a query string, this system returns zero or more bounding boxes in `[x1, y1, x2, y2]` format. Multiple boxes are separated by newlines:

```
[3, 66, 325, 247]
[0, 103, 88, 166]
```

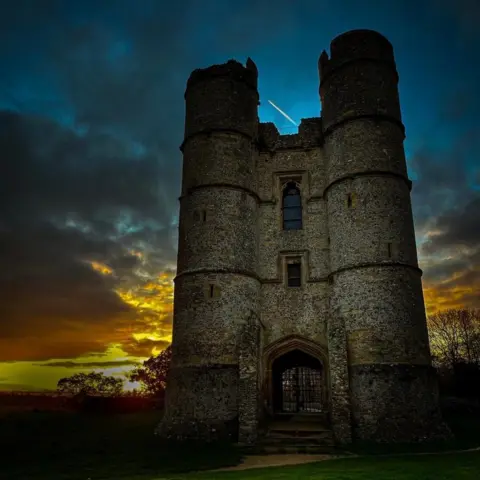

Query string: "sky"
[0, 0, 478, 392]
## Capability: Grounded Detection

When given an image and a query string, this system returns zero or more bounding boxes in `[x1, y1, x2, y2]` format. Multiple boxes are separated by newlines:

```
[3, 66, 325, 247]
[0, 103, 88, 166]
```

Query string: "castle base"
[350, 364, 452, 443]
[155, 416, 238, 443]
[156, 364, 240, 443]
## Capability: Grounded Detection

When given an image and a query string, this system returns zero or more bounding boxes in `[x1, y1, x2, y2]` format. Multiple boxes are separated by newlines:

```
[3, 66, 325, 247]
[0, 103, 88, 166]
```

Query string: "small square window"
[287, 262, 302, 287]
[207, 284, 221, 298]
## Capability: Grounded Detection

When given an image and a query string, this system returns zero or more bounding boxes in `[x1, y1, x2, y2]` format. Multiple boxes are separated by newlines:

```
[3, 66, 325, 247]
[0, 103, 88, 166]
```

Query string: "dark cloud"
[0, 0, 479, 369]
[423, 198, 480, 253]
[410, 124, 479, 226]
[432, 0, 480, 38]
[0, 107, 177, 360]
[123, 339, 171, 358]
[38, 360, 140, 368]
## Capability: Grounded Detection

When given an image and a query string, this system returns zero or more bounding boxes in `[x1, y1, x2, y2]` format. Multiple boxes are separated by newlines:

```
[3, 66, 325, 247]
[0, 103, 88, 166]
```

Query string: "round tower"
[319, 30, 447, 441]
[158, 59, 261, 441]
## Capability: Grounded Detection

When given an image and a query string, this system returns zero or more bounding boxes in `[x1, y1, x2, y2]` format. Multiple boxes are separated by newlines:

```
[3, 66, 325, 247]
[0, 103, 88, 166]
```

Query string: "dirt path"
[210, 446, 480, 472]
[212, 453, 346, 471]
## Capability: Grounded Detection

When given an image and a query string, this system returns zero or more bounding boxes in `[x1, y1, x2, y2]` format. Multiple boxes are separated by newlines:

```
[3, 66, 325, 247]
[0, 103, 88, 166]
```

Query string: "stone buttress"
[157, 60, 262, 441]
[319, 30, 448, 441]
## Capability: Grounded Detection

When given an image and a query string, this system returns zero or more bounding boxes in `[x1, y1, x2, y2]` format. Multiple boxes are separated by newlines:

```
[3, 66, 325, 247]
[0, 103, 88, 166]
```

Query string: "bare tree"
[428, 309, 480, 368]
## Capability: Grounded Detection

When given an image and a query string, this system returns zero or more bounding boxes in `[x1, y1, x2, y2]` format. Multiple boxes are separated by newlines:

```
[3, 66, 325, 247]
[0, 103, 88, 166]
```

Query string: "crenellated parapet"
[183, 58, 259, 143]
[319, 29, 402, 137]
[186, 58, 258, 93]
[258, 117, 323, 152]
[318, 29, 397, 83]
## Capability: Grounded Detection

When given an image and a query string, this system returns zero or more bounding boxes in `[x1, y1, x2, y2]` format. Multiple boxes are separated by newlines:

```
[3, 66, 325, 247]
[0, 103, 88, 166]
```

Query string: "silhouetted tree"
[428, 309, 480, 399]
[428, 308, 480, 368]
[129, 345, 172, 397]
[57, 372, 123, 396]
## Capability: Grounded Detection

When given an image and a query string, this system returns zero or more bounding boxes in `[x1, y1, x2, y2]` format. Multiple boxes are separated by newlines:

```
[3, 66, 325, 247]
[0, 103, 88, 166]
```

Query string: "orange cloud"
[90, 261, 114, 275]
[423, 267, 480, 316]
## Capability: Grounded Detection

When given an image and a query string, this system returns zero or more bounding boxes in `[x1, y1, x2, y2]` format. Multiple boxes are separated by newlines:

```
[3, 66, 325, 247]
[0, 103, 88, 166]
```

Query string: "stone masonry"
[157, 30, 449, 445]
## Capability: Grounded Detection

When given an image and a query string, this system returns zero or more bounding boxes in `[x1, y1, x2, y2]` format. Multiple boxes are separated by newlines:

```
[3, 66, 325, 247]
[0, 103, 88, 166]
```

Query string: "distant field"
[1, 401, 480, 480]
[0, 391, 159, 415]
[0, 391, 74, 412]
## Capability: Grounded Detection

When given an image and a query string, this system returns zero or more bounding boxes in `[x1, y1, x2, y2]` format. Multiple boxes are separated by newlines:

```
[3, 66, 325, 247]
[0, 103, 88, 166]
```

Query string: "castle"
[158, 29, 447, 445]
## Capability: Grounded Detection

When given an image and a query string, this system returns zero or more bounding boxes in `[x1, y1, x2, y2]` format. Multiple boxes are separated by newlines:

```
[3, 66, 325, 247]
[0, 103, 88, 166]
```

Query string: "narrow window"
[282, 182, 302, 230]
[287, 262, 302, 287]
[387, 242, 392, 258]
[207, 284, 221, 299]
[202, 210, 207, 222]
[347, 193, 353, 208]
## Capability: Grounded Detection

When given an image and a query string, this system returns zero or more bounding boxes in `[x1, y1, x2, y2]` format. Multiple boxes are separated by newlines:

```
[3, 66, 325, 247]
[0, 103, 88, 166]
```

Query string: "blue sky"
[0, 0, 478, 390]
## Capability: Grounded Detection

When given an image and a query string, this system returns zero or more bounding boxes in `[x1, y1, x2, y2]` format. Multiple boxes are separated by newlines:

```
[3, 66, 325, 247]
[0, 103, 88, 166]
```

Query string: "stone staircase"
[254, 414, 340, 454]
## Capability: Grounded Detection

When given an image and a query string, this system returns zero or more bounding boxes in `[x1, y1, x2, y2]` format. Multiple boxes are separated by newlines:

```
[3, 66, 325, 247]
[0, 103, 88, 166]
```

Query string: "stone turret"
[319, 29, 447, 441]
[158, 59, 261, 441]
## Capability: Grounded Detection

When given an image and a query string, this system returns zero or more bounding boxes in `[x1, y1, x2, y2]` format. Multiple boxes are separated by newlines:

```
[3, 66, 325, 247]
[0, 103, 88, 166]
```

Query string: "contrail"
[268, 100, 298, 127]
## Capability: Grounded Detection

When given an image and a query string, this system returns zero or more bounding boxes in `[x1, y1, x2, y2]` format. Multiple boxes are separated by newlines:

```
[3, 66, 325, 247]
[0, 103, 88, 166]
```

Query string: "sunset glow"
[1, 0, 478, 393]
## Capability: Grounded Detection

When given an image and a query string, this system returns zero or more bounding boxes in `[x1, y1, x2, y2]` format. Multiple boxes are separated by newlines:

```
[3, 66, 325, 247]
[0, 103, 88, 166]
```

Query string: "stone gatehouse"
[157, 29, 447, 445]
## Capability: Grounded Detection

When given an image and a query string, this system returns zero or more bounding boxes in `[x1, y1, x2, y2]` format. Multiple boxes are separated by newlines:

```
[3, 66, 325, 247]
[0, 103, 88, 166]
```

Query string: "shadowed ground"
[1, 407, 479, 479]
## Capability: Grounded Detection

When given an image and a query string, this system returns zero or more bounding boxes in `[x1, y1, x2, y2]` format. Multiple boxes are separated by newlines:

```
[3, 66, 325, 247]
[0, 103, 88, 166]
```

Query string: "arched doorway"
[263, 335, 330, 418]
[272, 349, 324, 413]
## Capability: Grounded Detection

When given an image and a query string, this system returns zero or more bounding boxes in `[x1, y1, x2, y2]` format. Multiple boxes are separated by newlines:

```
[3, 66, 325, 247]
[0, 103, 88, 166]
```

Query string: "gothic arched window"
[282, 182, 302, 230]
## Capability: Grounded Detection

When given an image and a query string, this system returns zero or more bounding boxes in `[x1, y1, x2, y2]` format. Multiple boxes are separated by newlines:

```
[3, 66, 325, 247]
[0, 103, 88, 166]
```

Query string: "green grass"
[183, 451, 480, 479]
[1, 407, 479, 480]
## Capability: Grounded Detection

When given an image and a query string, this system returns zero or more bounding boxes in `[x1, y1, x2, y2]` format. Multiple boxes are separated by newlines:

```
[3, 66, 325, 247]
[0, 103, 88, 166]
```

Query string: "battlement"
[319, 29, 396, 83]
[258, 117, 323, 151]
[186, 58, 258, 95]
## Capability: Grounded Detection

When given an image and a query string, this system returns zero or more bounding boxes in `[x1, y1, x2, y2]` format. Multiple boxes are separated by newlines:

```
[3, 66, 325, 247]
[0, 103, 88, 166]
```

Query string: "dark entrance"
[272, 349, 323, 413]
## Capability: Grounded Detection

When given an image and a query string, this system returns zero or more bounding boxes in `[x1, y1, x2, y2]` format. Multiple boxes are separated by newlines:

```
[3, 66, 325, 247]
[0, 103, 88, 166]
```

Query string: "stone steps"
[255, 420, 337, 454]
[265, 436, 334, 446]
[253, 445, 341, 455]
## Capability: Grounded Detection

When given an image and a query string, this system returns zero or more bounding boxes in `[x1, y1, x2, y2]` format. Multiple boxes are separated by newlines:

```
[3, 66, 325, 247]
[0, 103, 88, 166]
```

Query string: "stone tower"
[158, 29, 447, 445]
[157, 59, 263, 442]
[319, 30, 445, 441]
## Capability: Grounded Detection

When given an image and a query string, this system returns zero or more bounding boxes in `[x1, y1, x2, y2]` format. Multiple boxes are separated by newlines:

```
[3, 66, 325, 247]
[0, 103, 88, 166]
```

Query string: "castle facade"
[158, 30, 446, 445]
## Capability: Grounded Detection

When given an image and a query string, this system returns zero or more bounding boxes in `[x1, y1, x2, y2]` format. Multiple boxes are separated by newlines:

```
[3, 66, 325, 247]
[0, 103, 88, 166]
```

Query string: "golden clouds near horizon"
[115, 271, 174, 356]
[2, 247, 477, 392]
[88, 258, 174, 356]
[0, 344, 146, 392]
[424, 283, 477, 316]
[0, 262, 176, 392]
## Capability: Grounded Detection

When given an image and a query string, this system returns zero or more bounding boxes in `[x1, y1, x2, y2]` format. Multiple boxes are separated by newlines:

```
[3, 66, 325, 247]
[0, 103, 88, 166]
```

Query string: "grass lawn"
[183, 451, 480, 479]
[1, 406, 479, 480]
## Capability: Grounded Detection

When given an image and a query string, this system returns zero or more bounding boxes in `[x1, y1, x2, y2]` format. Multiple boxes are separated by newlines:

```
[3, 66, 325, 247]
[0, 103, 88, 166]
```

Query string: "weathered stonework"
[159, 30, 449, 445]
